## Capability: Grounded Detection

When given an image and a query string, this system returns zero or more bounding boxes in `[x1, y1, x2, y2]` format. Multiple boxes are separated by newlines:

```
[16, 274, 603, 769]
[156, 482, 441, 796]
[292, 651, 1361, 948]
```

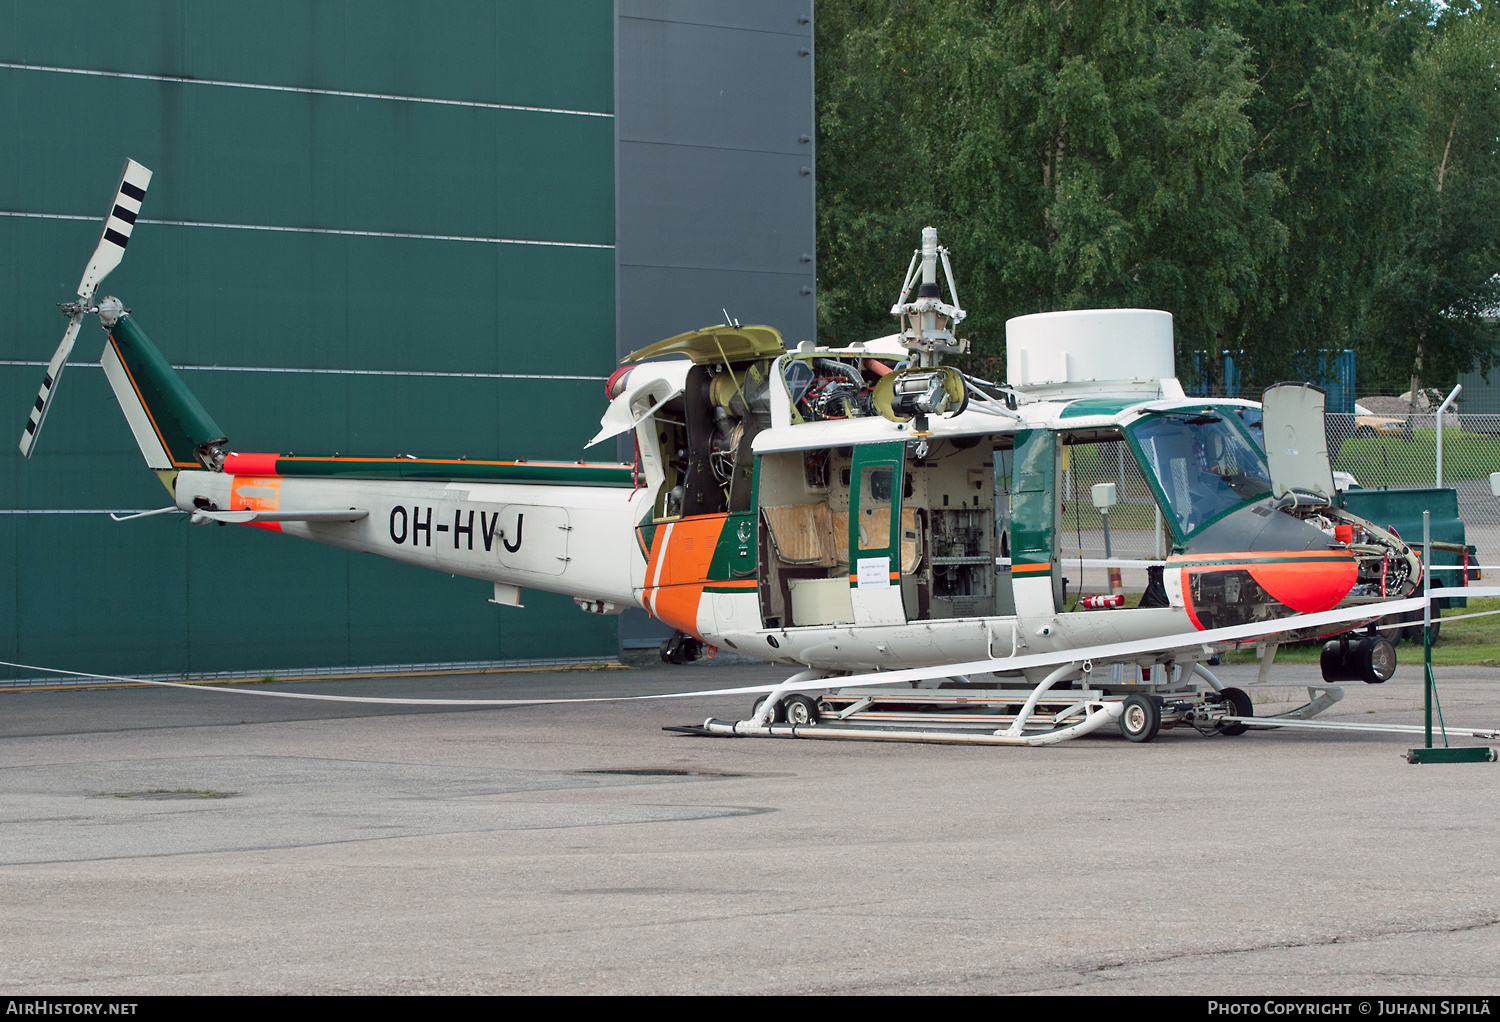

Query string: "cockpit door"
[1009, 429, 1061, 615]
[1261, 383, 1335, 501]
[848, 441, 908, 626]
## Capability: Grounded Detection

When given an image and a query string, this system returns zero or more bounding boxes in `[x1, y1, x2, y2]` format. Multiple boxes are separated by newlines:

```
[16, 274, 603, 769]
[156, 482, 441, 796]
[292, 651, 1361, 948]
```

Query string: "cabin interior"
[636, 349, 1166, 630]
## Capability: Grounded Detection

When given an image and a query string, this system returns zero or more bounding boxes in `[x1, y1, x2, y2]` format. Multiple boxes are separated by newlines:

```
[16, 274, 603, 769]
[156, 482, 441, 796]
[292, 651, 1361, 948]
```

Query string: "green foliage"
[817, 0, 1285, 354]
[816, 0, 1500, 392]
[1360, 0, 1500, 392]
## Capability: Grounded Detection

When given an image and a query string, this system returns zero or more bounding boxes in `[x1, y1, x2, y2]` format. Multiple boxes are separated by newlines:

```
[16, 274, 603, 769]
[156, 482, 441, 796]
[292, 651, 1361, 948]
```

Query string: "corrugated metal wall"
[0, 1, 620, 677]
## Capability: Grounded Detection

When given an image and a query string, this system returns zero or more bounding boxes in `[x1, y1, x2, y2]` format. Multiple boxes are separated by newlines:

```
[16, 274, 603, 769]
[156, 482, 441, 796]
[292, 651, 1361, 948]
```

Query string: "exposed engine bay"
[1278, 502, 1422, 601]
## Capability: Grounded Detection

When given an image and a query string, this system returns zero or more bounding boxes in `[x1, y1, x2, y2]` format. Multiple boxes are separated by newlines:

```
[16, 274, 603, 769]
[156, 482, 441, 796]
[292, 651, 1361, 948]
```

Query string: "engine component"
[872, 365, 968, 423]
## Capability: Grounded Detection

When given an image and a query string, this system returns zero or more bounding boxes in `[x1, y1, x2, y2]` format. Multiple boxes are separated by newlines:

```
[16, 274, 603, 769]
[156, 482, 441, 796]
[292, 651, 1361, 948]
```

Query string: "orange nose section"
[1247, 558, 1358, 614]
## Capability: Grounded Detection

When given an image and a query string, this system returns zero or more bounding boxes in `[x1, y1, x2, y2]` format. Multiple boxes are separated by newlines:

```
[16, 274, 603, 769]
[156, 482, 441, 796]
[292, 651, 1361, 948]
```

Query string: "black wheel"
[1399, 607, 1440, 645]
[1355, 425, 1376, 438]
[659, 635, 680, 664]
[1217, 686, 1253, 736]
[782, 694, 819, 726]
[1119, 694, 1161, 743]
[660, 631, 703, 664]
[752, 695, 782, 724]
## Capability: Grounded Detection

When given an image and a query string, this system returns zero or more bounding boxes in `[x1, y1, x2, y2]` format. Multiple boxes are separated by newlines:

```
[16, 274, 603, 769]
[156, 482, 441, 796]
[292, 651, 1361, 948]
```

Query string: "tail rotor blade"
[76, 158, 152, 301]
[18, 315, 83, 458]
[20, 158, 152, 458]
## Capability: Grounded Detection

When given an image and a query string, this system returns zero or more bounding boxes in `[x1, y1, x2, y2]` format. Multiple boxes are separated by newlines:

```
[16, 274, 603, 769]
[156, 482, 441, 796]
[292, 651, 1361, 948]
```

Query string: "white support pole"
[1435, 383, 1462, 487]
[1424, 510, 1432, 632]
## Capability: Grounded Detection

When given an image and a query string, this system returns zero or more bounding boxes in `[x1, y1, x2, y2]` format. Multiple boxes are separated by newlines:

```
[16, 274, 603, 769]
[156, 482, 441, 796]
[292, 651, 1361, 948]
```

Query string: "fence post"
[1435, 384, 1462, 487]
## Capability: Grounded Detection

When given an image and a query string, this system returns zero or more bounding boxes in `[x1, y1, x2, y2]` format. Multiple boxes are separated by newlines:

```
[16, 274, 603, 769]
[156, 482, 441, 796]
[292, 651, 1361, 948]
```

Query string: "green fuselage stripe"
[272, 458, 634, 486]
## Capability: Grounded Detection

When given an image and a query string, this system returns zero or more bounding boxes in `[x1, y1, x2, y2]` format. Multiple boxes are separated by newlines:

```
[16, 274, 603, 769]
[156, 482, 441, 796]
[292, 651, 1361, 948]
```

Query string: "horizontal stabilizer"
[194, 509, 368, 524]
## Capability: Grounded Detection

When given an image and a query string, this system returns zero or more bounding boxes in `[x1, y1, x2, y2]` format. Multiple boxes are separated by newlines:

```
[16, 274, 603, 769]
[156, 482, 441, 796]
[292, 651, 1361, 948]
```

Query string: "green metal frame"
[1407, 510, 1496, 765]
[1009, 429, 1057, 571]
[848, 441, 905, 589]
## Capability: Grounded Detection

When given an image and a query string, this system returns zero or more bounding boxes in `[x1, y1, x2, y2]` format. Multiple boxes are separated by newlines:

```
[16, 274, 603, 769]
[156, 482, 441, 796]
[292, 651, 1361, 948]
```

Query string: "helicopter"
[20, 161, 1429, 746]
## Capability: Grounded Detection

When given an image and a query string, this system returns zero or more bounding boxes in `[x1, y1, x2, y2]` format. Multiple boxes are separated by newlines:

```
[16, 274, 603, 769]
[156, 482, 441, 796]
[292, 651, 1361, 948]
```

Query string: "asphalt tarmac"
[1, 654, 1497, 995]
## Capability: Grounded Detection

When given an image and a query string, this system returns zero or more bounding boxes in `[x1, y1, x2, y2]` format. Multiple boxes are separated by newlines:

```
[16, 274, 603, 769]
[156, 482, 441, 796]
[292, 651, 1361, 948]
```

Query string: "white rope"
[0, 596, 1430, 708]
[993, 558, 1500, 572]
[1229, 716, 1500, 740]
[0, 659, 780, 706]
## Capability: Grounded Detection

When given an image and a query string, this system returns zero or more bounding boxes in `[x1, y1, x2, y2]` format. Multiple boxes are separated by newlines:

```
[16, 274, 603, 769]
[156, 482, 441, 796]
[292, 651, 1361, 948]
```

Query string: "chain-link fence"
[1326, 411, 1500, 565]
[1057, 439, 1166, 593]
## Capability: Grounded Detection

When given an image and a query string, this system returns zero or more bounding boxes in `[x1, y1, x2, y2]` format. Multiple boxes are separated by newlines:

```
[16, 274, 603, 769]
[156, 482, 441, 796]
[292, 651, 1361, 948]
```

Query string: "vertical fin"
[99, 314, 227, 471]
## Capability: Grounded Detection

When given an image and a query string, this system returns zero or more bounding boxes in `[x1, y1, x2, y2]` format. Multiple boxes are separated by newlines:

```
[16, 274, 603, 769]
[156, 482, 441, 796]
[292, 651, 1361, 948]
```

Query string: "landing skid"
[686, 661, 1346, 747]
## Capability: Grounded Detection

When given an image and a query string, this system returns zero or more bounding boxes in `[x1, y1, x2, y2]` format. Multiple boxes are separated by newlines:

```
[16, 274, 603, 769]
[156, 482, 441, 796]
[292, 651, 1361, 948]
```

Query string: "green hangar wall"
[0, 2, 622, 678]
[1, 1, 815, 680]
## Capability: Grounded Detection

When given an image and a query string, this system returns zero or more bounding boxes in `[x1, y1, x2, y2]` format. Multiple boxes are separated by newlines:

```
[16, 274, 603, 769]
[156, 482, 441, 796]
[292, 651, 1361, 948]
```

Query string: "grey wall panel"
[616, 17, 813, 153]
[618, 0, 812, 36]
[615, 143, 814, 271]
[614, 0, 814, 363]
[618, 264, 816, 355]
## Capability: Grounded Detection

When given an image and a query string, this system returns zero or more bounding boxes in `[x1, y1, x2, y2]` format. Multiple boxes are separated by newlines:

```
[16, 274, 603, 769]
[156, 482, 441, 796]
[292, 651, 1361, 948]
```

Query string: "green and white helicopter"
[20, 160, 1431, 746]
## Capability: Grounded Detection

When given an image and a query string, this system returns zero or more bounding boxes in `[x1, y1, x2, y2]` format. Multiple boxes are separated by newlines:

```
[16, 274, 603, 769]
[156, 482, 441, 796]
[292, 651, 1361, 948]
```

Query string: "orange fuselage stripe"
[639, 515, 728, 638]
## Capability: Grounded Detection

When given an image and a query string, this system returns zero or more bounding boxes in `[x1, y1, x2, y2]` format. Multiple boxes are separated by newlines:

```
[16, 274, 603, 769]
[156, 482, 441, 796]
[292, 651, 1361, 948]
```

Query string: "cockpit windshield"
[1127, 410, 1272, 539]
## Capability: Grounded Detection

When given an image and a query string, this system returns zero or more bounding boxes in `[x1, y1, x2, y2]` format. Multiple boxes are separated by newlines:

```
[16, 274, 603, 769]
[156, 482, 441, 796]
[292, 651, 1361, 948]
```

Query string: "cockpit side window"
[1126, 411, 1272, 542]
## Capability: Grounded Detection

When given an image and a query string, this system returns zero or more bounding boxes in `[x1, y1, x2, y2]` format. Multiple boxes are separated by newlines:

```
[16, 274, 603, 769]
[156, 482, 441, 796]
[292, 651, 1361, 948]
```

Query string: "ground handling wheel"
[782, 694, 820, 726]
[1216, 686, 1253, 736]
[1119, 694, 1162, 743]
[752, 695, 782, 724]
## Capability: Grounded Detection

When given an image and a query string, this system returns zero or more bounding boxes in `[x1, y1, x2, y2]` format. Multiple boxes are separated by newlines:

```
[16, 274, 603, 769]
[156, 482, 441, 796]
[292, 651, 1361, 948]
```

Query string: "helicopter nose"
[1175, 552, 1358, 630]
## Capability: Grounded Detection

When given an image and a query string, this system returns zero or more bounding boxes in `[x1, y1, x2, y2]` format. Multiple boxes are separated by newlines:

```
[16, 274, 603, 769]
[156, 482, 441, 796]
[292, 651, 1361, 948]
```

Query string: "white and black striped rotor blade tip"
[76, 158, 152, 300]
[18, 315, 84, 458]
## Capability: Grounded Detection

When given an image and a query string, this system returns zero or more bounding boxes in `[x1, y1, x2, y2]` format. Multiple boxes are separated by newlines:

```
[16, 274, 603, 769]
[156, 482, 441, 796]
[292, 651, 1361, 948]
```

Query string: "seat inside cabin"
[754, 440, 1014, 629]
[756, 449, 923, 628]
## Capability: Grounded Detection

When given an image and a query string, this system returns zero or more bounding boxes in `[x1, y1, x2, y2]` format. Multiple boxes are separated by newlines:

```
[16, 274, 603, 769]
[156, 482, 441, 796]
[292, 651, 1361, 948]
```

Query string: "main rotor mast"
[889, 226, 968, 367]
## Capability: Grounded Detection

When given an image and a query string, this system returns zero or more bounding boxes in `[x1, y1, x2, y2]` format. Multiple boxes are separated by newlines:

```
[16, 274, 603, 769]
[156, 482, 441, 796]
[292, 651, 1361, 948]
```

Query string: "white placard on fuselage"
[856, 556, 891, 588]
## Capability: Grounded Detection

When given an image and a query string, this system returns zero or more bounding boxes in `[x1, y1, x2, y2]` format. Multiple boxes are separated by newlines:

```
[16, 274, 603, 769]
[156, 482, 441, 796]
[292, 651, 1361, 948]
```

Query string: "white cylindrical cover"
[1006, 309, 1174, 386]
